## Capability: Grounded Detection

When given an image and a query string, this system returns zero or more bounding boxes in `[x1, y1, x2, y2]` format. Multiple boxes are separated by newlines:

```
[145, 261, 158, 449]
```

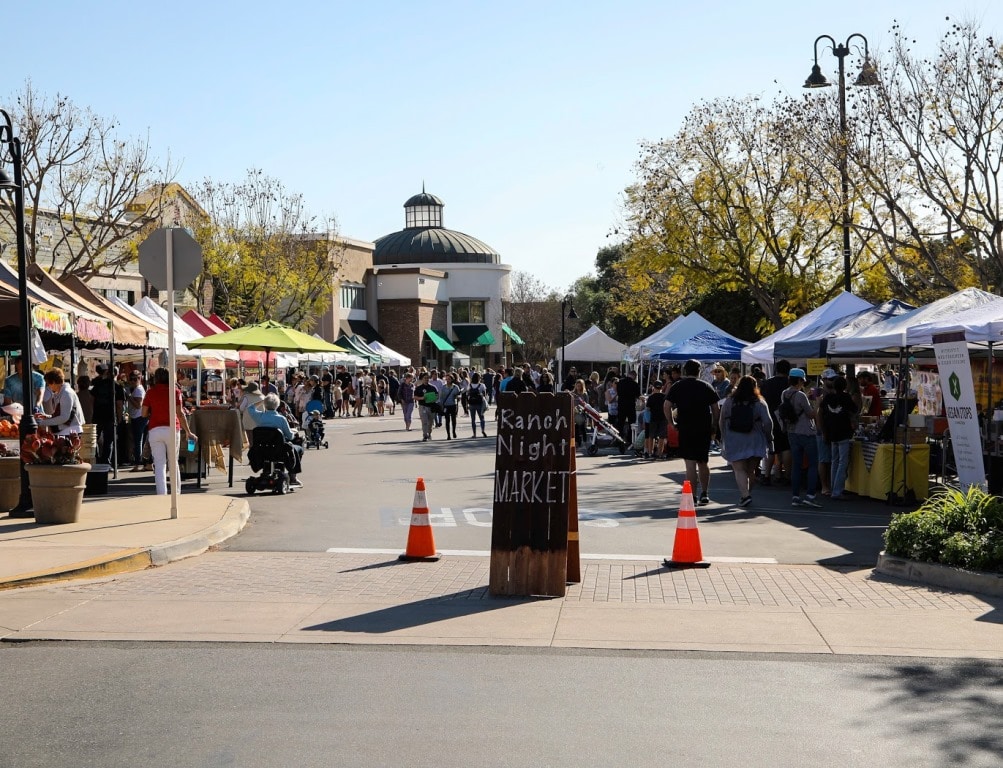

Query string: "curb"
[0, 548, 153, 591]
[0, 499, 251, 591]
[875, 551, 1003, 597]
[148, 498, 251, 566]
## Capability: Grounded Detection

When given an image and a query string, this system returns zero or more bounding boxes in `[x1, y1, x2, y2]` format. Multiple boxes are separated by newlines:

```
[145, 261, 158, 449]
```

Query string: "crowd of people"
[0, 352, 905, 509]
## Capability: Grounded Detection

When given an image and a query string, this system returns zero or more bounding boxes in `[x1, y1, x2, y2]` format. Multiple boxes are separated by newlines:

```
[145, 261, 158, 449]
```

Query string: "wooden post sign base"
[489, 391, 579, 597]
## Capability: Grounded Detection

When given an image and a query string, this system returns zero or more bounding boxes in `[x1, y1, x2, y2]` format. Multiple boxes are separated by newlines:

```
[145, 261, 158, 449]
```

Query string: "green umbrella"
[185, 320, 352, 369]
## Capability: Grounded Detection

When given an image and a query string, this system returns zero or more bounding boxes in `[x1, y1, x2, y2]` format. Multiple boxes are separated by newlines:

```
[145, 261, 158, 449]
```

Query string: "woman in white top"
[37, 368, 85, 435]
[238, 382, 265, 447]
[127, 371, 147, 471]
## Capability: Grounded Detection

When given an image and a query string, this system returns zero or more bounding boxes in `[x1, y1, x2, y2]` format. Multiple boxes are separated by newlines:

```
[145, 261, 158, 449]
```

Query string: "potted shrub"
[0, 441, 20, 512]
[21, 432, 91, 524]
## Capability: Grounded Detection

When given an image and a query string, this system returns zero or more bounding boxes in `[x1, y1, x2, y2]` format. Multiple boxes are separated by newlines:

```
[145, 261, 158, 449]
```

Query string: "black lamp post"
[804, 34, 879, 293]
[559, 295, 578, 387]
[0, 108, 39, 517]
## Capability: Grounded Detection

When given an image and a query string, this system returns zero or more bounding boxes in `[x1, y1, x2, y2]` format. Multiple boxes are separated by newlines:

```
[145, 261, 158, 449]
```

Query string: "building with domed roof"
[366, 190, 515, 369]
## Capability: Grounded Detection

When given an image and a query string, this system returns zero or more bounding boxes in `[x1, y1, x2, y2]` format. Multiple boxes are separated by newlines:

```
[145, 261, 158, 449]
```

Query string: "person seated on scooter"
[245, 393, 305, 488]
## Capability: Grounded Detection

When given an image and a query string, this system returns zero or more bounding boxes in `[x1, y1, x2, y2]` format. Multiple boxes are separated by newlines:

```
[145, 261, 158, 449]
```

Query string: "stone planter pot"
[26, 462, 92, 525]
[0, 456, 21, 513]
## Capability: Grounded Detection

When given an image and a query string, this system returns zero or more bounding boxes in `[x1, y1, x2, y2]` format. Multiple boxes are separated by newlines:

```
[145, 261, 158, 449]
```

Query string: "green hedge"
[884, 486, 1003, 573]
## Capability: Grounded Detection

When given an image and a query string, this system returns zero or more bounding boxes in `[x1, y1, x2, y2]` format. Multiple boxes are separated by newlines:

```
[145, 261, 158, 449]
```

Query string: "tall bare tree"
[0, 81, 174, 278]
[508, 270, 561, 364]
[849, 20, 1003, 302]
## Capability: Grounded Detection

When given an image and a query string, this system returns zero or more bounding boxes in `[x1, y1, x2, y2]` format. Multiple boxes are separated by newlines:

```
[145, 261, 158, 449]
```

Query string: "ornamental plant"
[884, 486, 1003, 573]
[20, 432, 82, 466]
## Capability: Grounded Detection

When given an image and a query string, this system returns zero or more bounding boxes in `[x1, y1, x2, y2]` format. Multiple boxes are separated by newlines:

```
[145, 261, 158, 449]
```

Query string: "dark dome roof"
[403, 192, 444, 207]
[373, 228, 500, 266]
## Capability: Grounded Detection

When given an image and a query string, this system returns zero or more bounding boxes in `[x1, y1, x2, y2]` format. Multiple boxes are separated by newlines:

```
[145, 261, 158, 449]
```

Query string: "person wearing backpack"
[719, 375, 773, 507]
[781, 368, 822, 508]
[467, 371, 488, 437]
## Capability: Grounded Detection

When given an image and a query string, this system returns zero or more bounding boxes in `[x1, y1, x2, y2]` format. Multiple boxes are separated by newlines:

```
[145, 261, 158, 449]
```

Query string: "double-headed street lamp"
[804, 34, 879, 293]
[0, 108, 39, 517]
[559, 295, 577, 387]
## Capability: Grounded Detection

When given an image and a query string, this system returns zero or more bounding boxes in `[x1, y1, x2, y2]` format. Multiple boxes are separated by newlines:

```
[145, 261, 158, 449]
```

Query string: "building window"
[405, 205, 442, 229]
[340, 284, 365, 310]
[452, 300, 485, 324]
[98, 288, 136, 304]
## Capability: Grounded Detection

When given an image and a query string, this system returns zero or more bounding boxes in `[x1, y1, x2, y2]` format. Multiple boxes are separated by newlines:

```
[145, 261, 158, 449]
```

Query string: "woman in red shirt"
[141, 368, 197, 495]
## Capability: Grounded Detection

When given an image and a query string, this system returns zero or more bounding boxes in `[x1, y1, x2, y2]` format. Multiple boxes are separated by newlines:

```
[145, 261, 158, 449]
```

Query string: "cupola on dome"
[373, 189, 500, 266]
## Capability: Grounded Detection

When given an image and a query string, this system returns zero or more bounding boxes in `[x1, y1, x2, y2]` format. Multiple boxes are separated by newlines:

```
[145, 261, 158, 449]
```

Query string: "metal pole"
[837, 47, 852, 293]
[166, 229, 179, 519]
[1, 110, 39, 517]
[560, 300, 566, 387]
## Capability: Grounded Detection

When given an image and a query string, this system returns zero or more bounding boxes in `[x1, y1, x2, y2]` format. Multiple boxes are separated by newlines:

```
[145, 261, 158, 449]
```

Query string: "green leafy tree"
[624, 95, 842, 333]
[188, 170, 342, 329]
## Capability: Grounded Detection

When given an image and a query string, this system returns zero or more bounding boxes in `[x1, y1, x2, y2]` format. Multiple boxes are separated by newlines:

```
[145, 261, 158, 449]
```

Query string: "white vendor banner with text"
[933, 340, 986, 490]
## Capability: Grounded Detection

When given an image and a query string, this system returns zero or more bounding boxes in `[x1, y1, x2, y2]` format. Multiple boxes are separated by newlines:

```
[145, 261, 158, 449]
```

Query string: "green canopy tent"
[185, 320, 352, 370]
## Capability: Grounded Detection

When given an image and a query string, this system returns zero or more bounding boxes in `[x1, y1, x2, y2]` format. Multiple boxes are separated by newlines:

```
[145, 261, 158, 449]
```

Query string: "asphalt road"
[3, 643, 999, 768]
[220, 411, 900, 565]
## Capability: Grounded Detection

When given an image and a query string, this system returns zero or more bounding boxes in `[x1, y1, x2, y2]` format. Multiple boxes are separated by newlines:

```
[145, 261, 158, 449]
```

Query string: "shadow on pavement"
[857, 659, 1003, 766]
[301, 589, 541, 634]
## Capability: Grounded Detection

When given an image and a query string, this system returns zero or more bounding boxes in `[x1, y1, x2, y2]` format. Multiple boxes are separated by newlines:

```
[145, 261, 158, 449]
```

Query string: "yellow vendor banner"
[30, 305, 73, 335]
[805, 358, 828, 376]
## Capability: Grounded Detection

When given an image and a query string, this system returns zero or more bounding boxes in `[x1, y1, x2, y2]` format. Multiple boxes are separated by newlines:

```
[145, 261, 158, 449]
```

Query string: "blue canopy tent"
[649, 329, 748, 361]
[772, 300, 916, 360]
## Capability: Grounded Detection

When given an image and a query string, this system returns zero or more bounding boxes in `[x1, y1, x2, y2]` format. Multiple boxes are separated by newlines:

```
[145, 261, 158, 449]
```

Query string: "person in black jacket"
[90, 364, 125, 465]
[615, 370, 641, 442]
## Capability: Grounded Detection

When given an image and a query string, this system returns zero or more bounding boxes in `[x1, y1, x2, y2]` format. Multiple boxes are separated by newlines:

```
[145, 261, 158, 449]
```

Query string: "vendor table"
[188, 408, 244, 488]
[845, 441, 929, 502]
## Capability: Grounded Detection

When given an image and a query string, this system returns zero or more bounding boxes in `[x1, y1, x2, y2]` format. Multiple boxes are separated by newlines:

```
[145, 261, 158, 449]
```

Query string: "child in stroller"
[304, 409, 329, 449]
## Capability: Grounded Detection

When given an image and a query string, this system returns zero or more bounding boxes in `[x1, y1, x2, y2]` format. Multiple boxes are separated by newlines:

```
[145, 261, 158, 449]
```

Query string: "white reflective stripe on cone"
[413, 491, 427, 507]
[676, 515, 697, 529]
[409, 514, 431, 526]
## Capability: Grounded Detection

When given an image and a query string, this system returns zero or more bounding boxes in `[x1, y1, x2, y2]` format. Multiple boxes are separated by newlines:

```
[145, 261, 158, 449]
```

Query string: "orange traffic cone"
[663, 480, 710, 569]
[399, 477, 440, 562]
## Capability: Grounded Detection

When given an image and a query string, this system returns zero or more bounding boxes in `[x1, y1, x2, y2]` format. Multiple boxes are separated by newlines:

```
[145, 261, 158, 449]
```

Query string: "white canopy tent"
[369, 341, 411, 366]
[557, 324, 627, 365]
[742, 291, 872, 365]
[627, 312, 745, 362]
[906, 296, 1003, 346]
[128, 298, 241, 367]
[827, 288, 1000, 355]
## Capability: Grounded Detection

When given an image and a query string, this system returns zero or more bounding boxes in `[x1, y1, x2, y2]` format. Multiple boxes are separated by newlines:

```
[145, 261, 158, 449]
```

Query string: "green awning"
[501, 323, 524, 345]
[453, 324, 495, 346]
[424, 329, 455, 352]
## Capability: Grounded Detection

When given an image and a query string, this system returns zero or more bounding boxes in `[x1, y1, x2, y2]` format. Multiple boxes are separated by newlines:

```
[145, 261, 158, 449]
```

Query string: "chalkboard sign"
[490, 391, 578, 597]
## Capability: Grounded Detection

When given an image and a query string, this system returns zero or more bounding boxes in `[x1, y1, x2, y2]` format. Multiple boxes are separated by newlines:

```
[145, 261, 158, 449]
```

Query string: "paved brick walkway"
[59, 552, 997, 613]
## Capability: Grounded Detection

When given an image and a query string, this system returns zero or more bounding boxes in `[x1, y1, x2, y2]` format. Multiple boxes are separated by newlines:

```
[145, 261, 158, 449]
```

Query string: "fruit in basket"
[0, 420, 18, 438]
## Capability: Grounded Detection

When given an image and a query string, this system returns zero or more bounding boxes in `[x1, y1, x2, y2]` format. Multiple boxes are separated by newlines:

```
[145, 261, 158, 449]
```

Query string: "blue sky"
[9, 1, 1002, 292]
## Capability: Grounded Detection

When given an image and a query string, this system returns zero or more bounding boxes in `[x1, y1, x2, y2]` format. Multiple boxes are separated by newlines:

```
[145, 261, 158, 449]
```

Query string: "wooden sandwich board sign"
[489, 391, 580, 597]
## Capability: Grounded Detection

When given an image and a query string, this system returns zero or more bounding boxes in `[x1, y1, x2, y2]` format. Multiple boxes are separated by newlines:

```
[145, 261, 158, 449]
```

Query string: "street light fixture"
[0, 108, 39, 517]
[804, 33, 878, 293]
[559, 295, 578, 387]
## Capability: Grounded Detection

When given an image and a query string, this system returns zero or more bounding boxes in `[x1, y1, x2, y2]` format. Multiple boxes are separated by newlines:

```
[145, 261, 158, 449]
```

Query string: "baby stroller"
[245, 427, 294, 495]
[574, 396, 629, 456]
[304, 409, 329, 449]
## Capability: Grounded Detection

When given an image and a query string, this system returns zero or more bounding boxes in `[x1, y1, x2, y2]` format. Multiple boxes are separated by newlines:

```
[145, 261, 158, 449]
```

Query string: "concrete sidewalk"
[0, 485, 999, 659]
[0, 493, 249, 590]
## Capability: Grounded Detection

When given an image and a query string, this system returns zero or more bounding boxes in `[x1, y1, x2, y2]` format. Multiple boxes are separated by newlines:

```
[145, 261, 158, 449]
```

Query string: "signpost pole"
[166, 229, 179, 519]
